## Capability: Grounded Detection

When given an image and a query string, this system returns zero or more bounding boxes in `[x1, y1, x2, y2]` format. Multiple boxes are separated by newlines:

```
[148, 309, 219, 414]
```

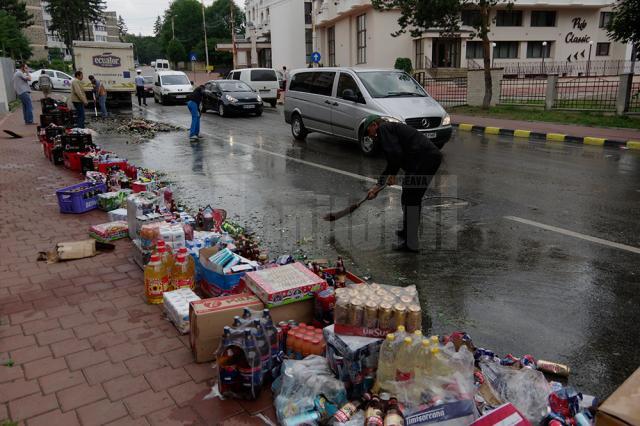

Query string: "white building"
[313, 0, 633, 75]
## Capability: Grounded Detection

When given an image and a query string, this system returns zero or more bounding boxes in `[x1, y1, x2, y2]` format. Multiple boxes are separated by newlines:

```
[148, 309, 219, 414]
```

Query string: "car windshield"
[218, 81, 252, 92]
[356, 71, 427, 98]
[161, 75, 189, 85]
[143, 76, 153, 84]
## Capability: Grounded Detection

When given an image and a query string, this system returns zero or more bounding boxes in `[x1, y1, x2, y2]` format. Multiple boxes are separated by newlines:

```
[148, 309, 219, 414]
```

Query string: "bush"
[394, 57, 413, 74]
[49, 59, 71, 72]
[28, 59, 49, 70]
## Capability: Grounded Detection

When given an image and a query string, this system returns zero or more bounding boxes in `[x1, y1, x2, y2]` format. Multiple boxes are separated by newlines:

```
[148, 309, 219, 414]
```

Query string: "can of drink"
[334, 298, 349, 325]
[315, 287, 336, 324]
[405, 304, 421, 332]
[369, 283, 381, 291]
[348, 300, 364, 326]
[390, 287, 403, 296]
[403, 286, 417, 296]
[378, 302, 393, 330]
[392, 303, 407, 329]
[363, 301, 378, 329]
[400, 295, 413, 305]
[335, 287, 349, 298]
[537, 359, 571, 377]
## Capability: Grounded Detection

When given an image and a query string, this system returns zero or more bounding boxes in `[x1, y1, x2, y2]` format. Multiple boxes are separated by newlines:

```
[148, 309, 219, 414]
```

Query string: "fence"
[554, 77, 619, 110]
[422, 77, 468, 107]
[500, 59, 635, 78]
[630, 81, 640, 113]
[499, 78, 547, 106]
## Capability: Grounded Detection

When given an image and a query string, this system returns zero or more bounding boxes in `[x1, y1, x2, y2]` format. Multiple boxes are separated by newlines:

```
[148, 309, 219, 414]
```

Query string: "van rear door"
[249, 69, 279, 99]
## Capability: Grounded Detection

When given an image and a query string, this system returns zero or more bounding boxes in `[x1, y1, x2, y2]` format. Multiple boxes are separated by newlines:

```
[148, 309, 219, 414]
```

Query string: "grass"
[8, 99, 21, 112]
[450, 105, 640, 129]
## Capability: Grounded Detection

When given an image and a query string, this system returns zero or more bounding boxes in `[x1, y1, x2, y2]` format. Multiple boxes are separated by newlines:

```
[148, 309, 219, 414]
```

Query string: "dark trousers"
[136, 86, 146, 106]
[73, 102, 85, 128]
[400, 144, 443, 249]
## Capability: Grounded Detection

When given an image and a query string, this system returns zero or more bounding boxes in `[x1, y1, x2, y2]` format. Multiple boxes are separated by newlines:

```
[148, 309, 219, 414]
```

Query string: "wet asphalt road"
[95, 100, 640, 397]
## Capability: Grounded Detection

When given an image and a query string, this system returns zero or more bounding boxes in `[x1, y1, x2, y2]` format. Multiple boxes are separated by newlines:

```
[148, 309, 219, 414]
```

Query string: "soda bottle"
[335, 257, 347, 287]
[171, 254, 194, 290]
[364, 394, 384, 426]
[242, 307, 253, 322]
[232, 315, 244, 328]
[239, 329, 262, 399]
[333, 393, 372, 423]
[411, 331, 423, 355]
[251, 319, 271, 380]
[394, 325, 407, 346]
[217, 326, 241, 396]
[156, 239, 173, 256]
[383, 397, 404, 426]
[286, 329, 297, 358]
[374, 333, 396, 392]
[395, 338, 414, 381]
[429, 346, 451, 377]
[261, 309, 279, 366]
[415, 339, 432, 380]
[177, 247, 195, 280]
[144, 254, 168, 304]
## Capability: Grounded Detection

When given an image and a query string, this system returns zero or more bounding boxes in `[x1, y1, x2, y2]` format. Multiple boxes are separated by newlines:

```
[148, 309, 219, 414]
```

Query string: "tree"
[117, 14, 127, 41]
[46, 0, 106, 61]
[124, 33, 163, 65]
[394, 57, 413, 74]
[167, 39, 187, 66]
[0, 0, 34, 29]
[372, 0, 512, 108]
[0, 11, 32, 60]
[153, 16, 163, 36]
[607, 0, 640, 53]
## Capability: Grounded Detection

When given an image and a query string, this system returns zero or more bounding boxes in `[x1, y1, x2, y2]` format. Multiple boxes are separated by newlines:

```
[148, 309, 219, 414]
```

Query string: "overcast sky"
[106, 0, 244, 36]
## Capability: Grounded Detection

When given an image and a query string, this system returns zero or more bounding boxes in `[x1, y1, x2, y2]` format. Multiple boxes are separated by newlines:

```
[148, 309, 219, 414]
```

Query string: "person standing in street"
[71, 71, 88, 128]
[38, 72, 53, 99]
[135, 70, 147, 107]
[12, 63, 34, 125]
[88, 75, 108, 117]
[365, 116, 443, 253]
[186, 85, 204, 141]
[282, 65, 289, 88]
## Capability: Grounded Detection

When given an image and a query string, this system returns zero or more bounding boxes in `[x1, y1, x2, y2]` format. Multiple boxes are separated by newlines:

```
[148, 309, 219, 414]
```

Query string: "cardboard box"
[596, 367, 640, 426]
[270, 298, 314, 325]
[404, 400, 477, 426]
[470, 403, 530, 426]
[189, 294, 263, 363]
[244, 262, 326, 307]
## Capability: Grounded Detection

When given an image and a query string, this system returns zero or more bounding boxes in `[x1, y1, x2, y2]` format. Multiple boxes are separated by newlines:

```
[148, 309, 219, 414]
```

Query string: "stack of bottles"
[216, 308, 282, 400]
[143, 241, 196, 304]
[330, 392, 404, 426]
[284, 323, 326, 360]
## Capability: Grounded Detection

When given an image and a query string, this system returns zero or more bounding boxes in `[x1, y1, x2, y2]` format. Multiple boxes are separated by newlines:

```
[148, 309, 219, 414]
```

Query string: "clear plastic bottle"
[415, 339, 432, 381]
[395, 337, 415, 381]
[394, 325, 407, 351]
[171, 254, 194, 290]
[429, 346, 452, 377]
[374, 333, 396, 391]
[157, 244, 174, 283]
[144, 254, 168, 304]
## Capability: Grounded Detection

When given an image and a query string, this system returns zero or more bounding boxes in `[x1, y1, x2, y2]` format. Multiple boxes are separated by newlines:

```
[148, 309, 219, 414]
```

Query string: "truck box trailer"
[72, 41, 135, 108]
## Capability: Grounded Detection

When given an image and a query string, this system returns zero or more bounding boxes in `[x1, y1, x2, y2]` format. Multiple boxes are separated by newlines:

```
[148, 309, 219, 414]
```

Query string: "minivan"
[227, 68, 279, 108]
[153, 70, 193, 104]
[154, 59, 170, 71]
[283, 68, 452, 154]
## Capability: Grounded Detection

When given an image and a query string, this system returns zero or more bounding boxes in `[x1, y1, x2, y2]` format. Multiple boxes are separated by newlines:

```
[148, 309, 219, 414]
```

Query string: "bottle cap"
[158, 246, 166, 253]
[176, 254, 186, 262]
[403, 337, 412, 345]
[431, 347, 440, 354]
[150, 254, 160, 262]
[157, 240, 166, 247]
[422, 339, 430, 347]
[397, 325, 406, 333]
[386, 333, 395, 341]
[178, 247, 188, 254]
[413, 330, 423, 338]
[430, 335, 439, 344]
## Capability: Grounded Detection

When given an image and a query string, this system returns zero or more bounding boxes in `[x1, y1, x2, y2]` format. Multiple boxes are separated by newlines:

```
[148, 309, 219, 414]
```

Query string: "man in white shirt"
[12, 63, 34, 124]
[135, 70, 147, 107]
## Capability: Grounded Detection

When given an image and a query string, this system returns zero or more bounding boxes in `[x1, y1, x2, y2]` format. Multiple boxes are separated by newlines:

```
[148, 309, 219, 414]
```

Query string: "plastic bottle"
[394, 325, 407, 349]
[144, 254, 168, 304]
[415, 340, 432, 380]
[171, 254, 194, 290]
[411, 330, 423, 354]
[232, 315, 243, 328]
[177, 247, 196, 280]
[286, 329, 297, 358]
[261, 309, 279, 365]
[374, 334, 396, 392]
[429, 346, 451, 377]
[217, 326, 240, 396]
[242, 307, 253, 323]
[157, 245, 174, 282]
[302, 336, 313, 358]
[395, 337, 415, 381]
[252, 319, 271, 379]
[239, 329, 262, 399]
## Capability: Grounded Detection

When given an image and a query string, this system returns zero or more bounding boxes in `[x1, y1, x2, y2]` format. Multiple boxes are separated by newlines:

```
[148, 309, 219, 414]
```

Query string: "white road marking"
[504, 216, 640, 255]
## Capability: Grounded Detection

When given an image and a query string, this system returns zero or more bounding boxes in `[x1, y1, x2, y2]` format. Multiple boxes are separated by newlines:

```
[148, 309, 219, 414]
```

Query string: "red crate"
[96, 160, 128, 174]
[42, 141, 53, 161]
[63, 151, 89, 173]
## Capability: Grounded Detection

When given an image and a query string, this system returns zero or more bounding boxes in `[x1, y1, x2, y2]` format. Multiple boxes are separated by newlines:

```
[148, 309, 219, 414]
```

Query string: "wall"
[0, 58, 17, 113]
[23, 0, 47, 60]
[271, 0, 306, 70]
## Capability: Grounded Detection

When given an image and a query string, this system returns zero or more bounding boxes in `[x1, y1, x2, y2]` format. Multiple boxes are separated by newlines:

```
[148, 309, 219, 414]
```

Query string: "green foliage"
[117, 15, 127, 41]
[394, 57, 413, 73]
[45, 0, 106, 50]
[0, 0, 34, 29]
[49, 59, 72, 72]
[48, 47, 64, 60]
[124, 34, 163, 65]
[167, 39, 187, 65]
[153, 16, 163, 36]
[606, 0, 640, 45]
[28, 59, 49, 70]
[0, 11, 32, 60]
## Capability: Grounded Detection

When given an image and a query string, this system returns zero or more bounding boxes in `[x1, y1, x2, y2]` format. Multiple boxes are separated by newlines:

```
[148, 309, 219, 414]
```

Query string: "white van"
[227, 68, 279, 107]
[154, 59, 170, 71]
[153, 70, 193, 104]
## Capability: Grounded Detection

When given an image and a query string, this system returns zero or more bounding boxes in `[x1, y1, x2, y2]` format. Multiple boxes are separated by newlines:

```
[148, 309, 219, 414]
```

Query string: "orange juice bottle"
[171, 254, 194, 290]
[286, 330, 297, 358]
[302, 336, 312, 358]
[293, 332, 304, 359]
[144, 254, 168, 304]
[310, 337, 322, 355]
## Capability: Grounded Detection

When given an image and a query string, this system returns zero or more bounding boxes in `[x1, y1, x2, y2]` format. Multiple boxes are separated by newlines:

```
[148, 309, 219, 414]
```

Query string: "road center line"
[504, 216, 640, 255]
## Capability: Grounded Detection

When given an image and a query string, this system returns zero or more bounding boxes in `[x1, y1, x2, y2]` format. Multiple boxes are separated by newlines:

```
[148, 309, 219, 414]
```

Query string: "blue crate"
[56, 181, 107, 214]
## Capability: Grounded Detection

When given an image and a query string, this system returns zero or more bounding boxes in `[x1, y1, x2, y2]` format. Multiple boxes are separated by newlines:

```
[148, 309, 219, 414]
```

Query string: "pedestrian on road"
[12, 63, 34, 125]
[187, 85, 204, 141]
[365, 116, 443, 253]
[88, 75, 108, 117]
[135, 70, 147, 107]
[282, 65, 289, 88]
[71, 71, 88, 128]
[38, 72, 53, 98]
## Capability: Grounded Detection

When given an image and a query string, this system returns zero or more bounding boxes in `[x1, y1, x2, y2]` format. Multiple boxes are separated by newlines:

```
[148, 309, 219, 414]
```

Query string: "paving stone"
[188, 390, 244, 424]
[167, 381, 210, 407]
[39, 369, 86, 394]
[90, 330, 131, 350]
[59, 312, 94, 329]
[124, 389, 175, 418]
[26, 409, 81, 426]
[0, 334, 36, 352]
[22, 317, 61, 335]
[106, 417, 151, 426]
[126, 354, 170, 376]
[144, 366, 191, 392]
[73, 322, 112, 339]
[10, 344, 52, 365]
[106, 341, 148, 363]
[0, 379, 40, 403]
[8, 392, 59, 421]
[184, 363, 215, 384]
[76, 399, 128, 426]
[143, 336, 185, 355]
[35, 327, 74, 346]
[103, 374, 151, 401]
[0, 364, 24, 383]
[57, 383, 107, 411]
[50, 337, 91, 358]
[163, 348, 195, 369]
[65, 348, 109, 371]
[84, 361, 129, 385]
[146, 405, 205, 426]
[23, 356, 67, 380]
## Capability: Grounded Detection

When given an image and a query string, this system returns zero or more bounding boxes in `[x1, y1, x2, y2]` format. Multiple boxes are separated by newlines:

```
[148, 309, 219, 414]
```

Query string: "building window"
[328, 26, 336, 67]
[461, 10, 480, 27]
[526, 41, 552, 58]
[414, 39, 424, 69]
[599, 12, 612, 28]
[530, 11, 556, 27]
[496, 10, 522, 26]
[596, 42, 610, 56]
[356, 14, 366, 64]
[466, 41, 483, 59]
[305, 29, 313, 63]
[304, 1, 312, 25]
[493, 41, 519, 59]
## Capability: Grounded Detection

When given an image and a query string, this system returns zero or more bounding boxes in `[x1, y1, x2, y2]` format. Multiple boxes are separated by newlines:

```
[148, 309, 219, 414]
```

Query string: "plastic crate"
[42, 140, 53, 161]
[62, 133, 93, 152]
[52, 146, 64, 166]
[55, 181, 107, 214]
[63, 151, 89, 172]
[96, 161, 128, 174]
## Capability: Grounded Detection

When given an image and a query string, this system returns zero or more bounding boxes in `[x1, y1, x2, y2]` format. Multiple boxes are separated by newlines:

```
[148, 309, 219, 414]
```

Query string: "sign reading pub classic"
[565, 17, 590, 44]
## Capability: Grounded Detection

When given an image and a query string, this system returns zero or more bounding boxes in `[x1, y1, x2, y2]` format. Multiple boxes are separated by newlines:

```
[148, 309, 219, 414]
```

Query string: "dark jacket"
[188, 86, 204, 105]
[376, 122, 440, 185]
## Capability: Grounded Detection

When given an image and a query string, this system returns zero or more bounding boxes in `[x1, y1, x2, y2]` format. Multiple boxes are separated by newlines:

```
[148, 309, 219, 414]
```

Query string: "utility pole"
[171, 16, 175, 40]
[230, 1, 236, 69]
[201, 0, 209, 70]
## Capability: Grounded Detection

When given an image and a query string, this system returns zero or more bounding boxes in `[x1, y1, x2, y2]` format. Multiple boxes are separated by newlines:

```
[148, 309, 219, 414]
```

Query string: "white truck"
[72, 41, 135, 108]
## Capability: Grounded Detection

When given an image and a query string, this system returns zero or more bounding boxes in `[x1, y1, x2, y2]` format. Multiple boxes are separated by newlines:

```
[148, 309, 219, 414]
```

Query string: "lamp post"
[201, 0, 209, 71]
[491, 42, 496, 68]
[541, 41, 547, 75]
[587, 40, 593, 76]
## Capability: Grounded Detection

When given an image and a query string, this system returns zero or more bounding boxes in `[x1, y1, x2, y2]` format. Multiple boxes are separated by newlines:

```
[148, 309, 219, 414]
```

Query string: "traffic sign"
[311, 51, 321, 64]
[189, 52, 197, 62]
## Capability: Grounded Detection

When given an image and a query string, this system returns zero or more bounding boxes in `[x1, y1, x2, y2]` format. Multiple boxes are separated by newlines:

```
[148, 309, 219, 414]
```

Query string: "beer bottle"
[365, 394, 384, 426]
[383, 397, 404, 426]
[333, 393, 372, 423]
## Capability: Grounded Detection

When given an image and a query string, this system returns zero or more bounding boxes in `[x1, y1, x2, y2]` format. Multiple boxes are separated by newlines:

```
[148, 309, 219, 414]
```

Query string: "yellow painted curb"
[627, 141, 640, 150]
[458, 123, 473, 131]
[485, 127, 500, 135]
[513, 129, 531, 138]
[583, 137, 605, 146]
[547, 133, 566, 142]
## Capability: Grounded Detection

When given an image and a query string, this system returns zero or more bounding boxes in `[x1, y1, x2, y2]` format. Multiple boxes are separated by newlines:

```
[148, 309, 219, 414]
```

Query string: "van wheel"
[154, 94, 158, 103]
[269, 100, 277, 108]
[359, 132, 378, 156]
[291, 114, 308, 141]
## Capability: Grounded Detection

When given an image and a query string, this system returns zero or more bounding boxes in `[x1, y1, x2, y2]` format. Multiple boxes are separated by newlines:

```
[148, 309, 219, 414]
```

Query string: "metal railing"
[500, 59, 635, 78]
[554, 77, 619, 110]
[499, 78, 547, 106]
[629, 81, 640, 113]
[421, 77, 468, 107]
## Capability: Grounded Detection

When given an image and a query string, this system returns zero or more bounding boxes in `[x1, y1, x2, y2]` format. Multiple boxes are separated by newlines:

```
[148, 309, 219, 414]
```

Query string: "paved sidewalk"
[0, 104, 275, 424]
[451, 113, 640, 142]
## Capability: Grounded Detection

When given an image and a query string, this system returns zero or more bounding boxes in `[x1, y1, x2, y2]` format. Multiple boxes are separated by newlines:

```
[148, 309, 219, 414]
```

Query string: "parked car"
[29, 69, 73, 91]
[143, 76, 154, 98]
[154, 59, 170, 71]
[153, 70, 193, 104]
[201, 80, 263, 117]
[283, 67, 452, 155]
[226, 68, 279, 108]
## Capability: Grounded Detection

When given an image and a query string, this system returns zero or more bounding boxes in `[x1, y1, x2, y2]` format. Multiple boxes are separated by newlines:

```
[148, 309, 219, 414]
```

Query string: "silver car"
[283, 67, 452, 155]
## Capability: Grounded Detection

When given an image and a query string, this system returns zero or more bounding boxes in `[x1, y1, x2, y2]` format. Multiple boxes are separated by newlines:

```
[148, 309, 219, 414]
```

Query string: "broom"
[323, 185, 386, 222]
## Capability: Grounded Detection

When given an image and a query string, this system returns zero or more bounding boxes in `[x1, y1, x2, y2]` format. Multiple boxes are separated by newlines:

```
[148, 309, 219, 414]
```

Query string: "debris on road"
[88, 116, 182, 143]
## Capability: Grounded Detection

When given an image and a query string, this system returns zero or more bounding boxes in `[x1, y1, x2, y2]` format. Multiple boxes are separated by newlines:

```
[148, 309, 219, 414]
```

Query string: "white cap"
[136, 69, 142, 73]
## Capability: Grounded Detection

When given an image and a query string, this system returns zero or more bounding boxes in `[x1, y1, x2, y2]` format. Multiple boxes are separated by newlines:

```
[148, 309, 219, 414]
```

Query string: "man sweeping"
[365, 116, 443, 253]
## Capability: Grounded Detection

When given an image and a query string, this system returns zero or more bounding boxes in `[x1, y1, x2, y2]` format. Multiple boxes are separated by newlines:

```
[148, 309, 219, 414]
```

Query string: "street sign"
[189, 52, 197, 62]
[311, 51, 321, 64]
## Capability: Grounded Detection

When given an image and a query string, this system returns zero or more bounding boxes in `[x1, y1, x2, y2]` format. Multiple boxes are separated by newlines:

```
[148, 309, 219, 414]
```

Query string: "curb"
[453, 123, 640, 150]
